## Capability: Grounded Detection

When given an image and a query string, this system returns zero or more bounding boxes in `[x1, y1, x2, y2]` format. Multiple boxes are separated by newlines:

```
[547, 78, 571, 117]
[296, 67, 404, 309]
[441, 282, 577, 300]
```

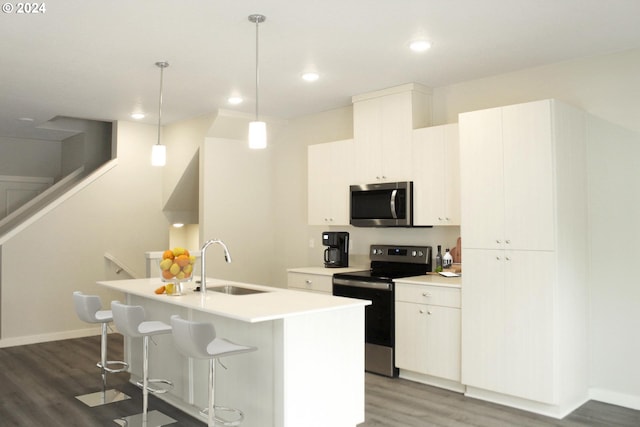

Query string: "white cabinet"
[395, 283, 461, 383]
[459, 102, 554, 250]
[459, 99, 589, 411]
[352, 84, 431, 183]
[287, 271, 333, 294]
[412, 124, 460, 226]
[461, 249, 555, 402]
[307, 139, 354, 225]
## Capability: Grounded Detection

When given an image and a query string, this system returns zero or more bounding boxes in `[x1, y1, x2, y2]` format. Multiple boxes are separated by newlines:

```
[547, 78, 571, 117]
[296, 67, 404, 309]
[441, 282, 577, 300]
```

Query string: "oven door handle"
[333, 278, 392, 291]
[390, 189, 398, 219]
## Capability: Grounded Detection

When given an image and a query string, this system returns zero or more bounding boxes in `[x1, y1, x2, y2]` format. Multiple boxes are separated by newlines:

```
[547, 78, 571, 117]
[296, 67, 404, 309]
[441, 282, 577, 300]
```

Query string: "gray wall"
[0, 137, 62, 178]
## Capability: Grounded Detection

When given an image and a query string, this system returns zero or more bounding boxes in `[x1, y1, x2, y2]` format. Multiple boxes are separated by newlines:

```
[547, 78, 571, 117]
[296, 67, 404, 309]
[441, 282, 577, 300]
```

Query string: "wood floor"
[0, 335, 638, 427]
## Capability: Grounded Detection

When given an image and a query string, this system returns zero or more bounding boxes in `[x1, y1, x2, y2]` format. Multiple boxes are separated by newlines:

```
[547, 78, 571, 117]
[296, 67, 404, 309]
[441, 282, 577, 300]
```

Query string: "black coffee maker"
[322, 231, 349, 268]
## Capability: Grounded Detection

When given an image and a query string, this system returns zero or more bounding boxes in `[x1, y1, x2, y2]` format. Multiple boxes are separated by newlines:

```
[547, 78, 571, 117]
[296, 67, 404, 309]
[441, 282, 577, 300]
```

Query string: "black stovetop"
[334, 260, 430, 282]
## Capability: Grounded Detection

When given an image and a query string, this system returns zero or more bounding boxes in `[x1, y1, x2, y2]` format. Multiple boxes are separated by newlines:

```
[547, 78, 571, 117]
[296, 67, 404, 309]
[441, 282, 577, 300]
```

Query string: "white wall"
[586, 117, 640, 407]
[200, 137, 275, 286]
[0, 121, 168, 346]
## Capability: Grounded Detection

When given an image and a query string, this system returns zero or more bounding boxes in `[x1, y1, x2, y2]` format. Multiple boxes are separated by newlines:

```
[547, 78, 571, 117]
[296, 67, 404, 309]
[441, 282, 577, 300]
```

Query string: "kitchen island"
[97, 277, 369, 427]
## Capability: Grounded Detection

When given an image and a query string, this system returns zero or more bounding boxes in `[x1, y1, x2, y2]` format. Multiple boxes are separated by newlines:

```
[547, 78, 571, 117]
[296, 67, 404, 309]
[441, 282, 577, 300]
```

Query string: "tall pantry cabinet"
[459, 99, 589, 417]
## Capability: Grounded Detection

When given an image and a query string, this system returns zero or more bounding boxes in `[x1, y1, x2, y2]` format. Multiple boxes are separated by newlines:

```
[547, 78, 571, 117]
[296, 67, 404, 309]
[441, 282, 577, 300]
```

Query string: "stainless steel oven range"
[332, 244, 432, 377]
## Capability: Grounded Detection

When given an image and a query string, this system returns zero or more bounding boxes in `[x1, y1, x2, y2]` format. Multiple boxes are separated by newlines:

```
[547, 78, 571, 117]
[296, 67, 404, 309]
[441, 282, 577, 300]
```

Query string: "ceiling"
[2, 0, 640, 141]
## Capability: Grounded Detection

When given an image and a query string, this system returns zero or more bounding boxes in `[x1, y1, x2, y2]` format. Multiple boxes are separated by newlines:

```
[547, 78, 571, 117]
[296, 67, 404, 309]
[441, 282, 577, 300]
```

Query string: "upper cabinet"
[412, 124, 460, 226]
[459, 101, 556, 250]
[352, 84, 432, 184]
[307, 139, 354, 226]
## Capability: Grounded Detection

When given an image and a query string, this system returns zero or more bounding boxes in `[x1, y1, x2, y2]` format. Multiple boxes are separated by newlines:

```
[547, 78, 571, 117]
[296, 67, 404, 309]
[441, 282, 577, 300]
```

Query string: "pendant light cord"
[254, 17, 260, 121]
[156, 62, 169, 146]
[249, 14, 265, 122]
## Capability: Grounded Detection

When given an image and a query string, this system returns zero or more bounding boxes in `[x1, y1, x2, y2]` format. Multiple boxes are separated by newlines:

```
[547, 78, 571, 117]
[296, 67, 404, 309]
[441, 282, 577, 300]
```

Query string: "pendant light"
[151, 61, 169, 166]
[248, 14, 267, 149]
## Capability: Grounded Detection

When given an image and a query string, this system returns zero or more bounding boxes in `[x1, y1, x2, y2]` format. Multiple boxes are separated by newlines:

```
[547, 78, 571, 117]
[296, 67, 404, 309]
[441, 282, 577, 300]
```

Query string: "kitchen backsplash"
[308, 225, 461, 269]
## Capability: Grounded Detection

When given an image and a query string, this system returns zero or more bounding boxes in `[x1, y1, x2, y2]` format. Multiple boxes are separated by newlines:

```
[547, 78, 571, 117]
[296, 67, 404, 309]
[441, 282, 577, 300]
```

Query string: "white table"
[97, 277, 369, 427]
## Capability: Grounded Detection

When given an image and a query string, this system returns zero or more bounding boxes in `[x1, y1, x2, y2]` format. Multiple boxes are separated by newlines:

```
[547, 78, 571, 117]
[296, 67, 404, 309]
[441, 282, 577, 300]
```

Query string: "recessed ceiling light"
[409, 40, 432, 52]
[18, 117, 35, 122]
[228, 96, 243, 105]
[131, 112, 145, 120]
[301, 72, 319, 82]
[172, 223, 184, 228]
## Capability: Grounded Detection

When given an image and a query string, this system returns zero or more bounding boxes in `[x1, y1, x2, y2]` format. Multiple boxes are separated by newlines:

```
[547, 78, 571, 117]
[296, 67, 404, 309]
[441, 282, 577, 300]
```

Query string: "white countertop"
[97, 277, 370, 323]
[394, 273, 462, 288]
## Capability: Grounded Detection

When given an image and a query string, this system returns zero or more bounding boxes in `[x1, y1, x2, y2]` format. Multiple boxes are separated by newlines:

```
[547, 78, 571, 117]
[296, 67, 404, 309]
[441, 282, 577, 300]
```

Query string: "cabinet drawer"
[395, 283, 460, 308]
[288, 272, 332, 294]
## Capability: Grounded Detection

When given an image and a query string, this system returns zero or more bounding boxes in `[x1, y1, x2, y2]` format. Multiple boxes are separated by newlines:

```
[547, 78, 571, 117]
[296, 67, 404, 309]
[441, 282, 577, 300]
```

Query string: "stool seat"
[72, 291, 130, 407]
[139, 321, 173, 336]
[171, 315, 256, 426]
[111, 301, 176, 427]
[95, 310, 113, 323]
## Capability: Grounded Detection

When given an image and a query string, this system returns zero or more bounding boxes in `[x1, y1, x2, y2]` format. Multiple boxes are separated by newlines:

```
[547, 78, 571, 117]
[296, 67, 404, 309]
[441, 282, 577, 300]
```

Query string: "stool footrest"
[200, 406, 245, 426]
[136, 378, 173, 394]
[97, 360, 129, 373]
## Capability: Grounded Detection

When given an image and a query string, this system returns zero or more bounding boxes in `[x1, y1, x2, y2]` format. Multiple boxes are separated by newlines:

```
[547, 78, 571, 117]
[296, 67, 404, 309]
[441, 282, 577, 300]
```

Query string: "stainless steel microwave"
[350, 181, 413, 227]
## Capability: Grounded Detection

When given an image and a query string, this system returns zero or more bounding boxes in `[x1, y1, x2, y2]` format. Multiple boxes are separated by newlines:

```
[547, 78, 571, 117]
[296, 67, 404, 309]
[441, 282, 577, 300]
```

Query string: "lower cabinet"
[395, 282, 461, 383]
[287, 272, 332, 294]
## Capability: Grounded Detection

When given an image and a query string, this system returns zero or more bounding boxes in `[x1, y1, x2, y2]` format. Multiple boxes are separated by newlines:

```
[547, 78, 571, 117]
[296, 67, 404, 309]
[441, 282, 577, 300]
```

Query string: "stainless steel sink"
[206, 285, 268, 295]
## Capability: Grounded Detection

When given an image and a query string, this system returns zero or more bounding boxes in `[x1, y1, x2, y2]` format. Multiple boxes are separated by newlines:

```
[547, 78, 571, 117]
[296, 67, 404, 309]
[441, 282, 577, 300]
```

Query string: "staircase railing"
[104, 252, 140, 279]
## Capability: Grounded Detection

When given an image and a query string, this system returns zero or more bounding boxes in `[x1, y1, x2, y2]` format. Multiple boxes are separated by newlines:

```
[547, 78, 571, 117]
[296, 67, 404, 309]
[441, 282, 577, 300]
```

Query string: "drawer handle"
[305, 280, 312, 284]
[422, 292, 432, 297]
[419, 310, 433, 315]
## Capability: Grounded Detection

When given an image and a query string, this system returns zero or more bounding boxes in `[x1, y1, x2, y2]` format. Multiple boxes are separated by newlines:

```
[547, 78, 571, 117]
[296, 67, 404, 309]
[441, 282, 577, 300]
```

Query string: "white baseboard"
[0, 328, 100, 348]
[464, 386, 589, 419]
[590, 387, 640, 411]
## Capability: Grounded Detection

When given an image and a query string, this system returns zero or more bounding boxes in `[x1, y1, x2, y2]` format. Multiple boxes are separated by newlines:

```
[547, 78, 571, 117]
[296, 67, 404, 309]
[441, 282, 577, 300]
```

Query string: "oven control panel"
[370, 245, 431, 264]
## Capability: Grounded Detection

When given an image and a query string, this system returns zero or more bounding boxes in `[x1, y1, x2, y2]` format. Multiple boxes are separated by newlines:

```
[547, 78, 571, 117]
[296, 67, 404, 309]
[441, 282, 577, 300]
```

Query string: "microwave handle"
[390, 189, 398, 219]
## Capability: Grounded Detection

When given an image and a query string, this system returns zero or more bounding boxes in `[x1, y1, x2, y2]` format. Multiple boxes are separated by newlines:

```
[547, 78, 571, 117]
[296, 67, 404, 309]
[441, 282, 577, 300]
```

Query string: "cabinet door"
[354, 93, 413, 183]
[307, 139, 354, 225]
[502, 250, 556, 403]
[412, 126, 445, 225]
[396, 301, 427, 373]
[331, 139, 355, 225]
[353, 98, 383, 182]
[502, 101, 555, 251]
[412, 124, 460, 226]
[308, 143, 332, 225]
[379, 92, 413, 182]
[461, 249, 506, 392]
[443, 124, 461, 225]
[396, 301, 461, 381]
[461, 249, 557, 404]
[423, 304, 461, 381]
[459, 107, 505, 249]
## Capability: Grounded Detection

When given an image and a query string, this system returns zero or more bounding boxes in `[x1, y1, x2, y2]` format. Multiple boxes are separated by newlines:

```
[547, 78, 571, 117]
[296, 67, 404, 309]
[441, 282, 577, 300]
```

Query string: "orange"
[176, 254, 189, 267]
[162, 269, 174, 280]
[154, 285, 166, 294]
[162, 250, 174, 260]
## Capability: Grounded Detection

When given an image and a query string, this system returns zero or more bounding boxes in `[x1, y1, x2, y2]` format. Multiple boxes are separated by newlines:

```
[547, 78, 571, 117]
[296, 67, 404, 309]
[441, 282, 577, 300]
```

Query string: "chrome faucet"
[199, 239, 232, 294]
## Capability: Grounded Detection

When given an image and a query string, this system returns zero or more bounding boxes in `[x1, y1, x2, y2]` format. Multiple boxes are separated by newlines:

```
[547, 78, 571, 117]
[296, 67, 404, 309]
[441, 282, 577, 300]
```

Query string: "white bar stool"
[72, 291, 131, 407]
[111, 301, 176, 427]
[170, 315, 257, 427]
